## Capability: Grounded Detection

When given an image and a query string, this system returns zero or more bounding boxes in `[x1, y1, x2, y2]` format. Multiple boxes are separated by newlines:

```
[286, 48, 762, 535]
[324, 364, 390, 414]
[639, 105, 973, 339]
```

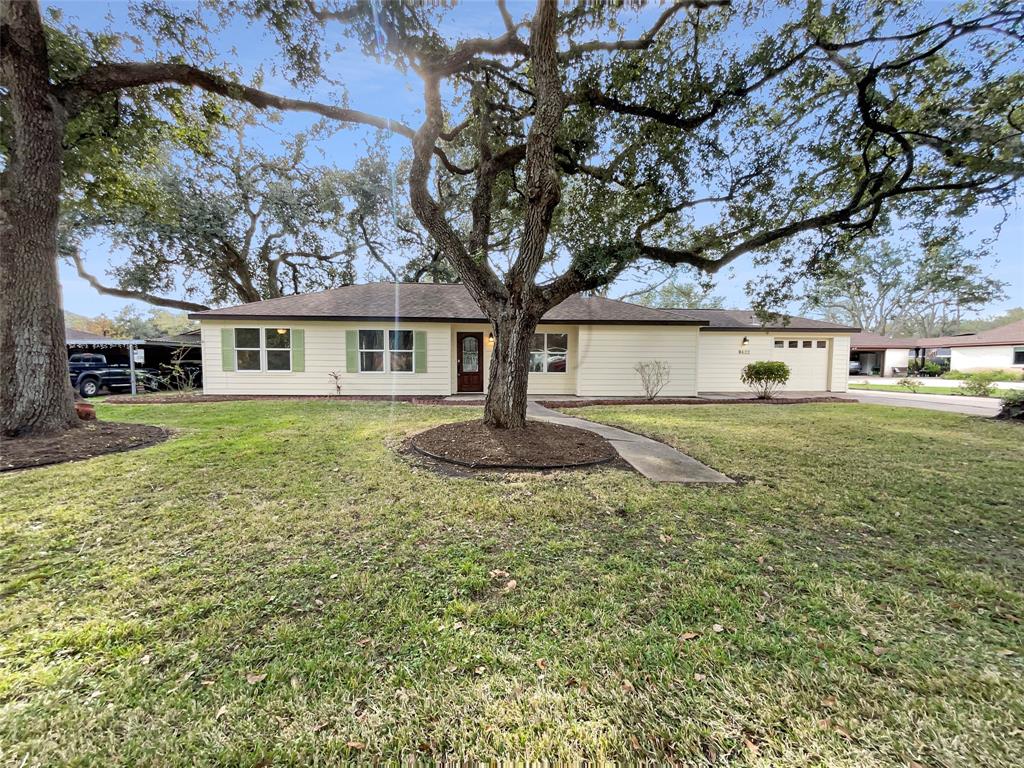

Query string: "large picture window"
[358, 329, 416, 373]
[530, 333, 568, 373]
[235, 328, 262, 371]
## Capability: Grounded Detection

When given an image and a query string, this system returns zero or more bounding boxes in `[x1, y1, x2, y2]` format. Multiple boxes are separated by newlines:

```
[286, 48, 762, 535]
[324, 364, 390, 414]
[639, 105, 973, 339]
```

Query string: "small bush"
[897, 378, 923, 393]
[944, 369, 1020, 382]
[958, 371, 999, 397]
[635, 360, 671, 399]
[741, 360, 790, 399]
[996, 389, 1024, 420]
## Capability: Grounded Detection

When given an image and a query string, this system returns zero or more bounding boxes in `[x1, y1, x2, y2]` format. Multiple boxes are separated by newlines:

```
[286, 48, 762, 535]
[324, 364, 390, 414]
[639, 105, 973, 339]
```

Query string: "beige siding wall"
[576, 325, 699, 397]
[697, 331, 852, 393]
[829, 335, 851, 392]
[951, 345, 1023, 372]
[448, 323, 579, 396]
[200, 320, 452, 396]
[697, 332, 773, 392]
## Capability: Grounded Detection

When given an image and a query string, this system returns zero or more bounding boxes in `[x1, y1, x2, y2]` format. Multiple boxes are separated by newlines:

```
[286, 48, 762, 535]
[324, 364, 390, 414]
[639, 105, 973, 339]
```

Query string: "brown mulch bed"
[1, 422, 170, 472]
[410, 419, 616, 469]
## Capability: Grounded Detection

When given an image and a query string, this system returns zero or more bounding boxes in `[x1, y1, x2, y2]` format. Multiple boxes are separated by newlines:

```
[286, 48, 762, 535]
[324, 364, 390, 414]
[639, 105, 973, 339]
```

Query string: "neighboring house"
[848, 332, 917, 376]
[187, 283, 858, 397]
[915, 319, 1024, 373]
[65, 327, 202, 371]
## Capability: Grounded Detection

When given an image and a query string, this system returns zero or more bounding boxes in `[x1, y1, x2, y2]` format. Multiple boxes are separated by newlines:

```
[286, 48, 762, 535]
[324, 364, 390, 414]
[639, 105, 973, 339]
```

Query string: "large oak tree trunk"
[483, 305, 539, 429]
[0, 0, 79, 436]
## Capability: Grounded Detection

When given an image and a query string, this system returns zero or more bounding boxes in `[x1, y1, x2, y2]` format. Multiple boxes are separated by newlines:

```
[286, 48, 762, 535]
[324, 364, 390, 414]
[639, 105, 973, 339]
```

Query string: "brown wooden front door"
[456, 332, 484, 392]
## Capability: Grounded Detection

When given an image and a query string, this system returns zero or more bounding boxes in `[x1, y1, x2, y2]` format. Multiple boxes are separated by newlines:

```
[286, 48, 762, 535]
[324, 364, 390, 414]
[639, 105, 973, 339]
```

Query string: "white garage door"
[771, 338, 830, 391]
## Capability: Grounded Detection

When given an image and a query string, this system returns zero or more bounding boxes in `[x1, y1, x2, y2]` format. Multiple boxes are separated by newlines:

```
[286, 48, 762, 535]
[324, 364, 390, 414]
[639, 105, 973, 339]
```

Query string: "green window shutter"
[291, 328, 305, 372]
[414, 331, 427, 373]
[221, 328, 235, 372]
[346, 330, 359, 373]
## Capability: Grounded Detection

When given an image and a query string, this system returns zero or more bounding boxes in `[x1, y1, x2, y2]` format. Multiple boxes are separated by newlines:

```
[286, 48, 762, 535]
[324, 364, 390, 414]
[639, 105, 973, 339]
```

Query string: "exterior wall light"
[741, 336, 750, 347]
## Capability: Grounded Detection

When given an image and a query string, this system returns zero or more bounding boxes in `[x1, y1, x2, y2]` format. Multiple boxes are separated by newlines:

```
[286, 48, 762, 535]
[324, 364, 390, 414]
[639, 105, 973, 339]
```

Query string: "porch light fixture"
[741, 336, 750, 347]
[488, 332, 494, 343]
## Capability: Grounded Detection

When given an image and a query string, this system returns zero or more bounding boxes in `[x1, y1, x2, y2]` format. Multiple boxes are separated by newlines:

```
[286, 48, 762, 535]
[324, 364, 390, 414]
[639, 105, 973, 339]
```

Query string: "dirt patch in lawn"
[410, 419, 617, 469]
[1, 422, 170, 472]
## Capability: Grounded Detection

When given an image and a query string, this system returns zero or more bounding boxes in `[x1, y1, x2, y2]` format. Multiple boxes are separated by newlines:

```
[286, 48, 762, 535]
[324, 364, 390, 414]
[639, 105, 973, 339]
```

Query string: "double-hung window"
[265, 328, 291, 371]
[358, 330, 386, 372]
[235, 328, 262, 371]
[358, 329, 416, 373]
[234, 328, 291, 371]
[529, 333, 568, 373]
[1014, 346, 1024, 365]
[389, 330, 414, 372]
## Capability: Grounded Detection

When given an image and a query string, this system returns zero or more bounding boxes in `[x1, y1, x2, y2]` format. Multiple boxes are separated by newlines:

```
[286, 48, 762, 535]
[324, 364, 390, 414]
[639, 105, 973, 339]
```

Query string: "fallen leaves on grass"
[679, 632, 700, 642]
[502, 579, 517, 592]
[712, 624, 725, 633]
[246, 672, 267, 685]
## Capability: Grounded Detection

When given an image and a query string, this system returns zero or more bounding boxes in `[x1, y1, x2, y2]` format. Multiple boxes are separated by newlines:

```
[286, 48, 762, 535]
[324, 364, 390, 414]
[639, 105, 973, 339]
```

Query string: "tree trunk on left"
[0, 0, 79, 436]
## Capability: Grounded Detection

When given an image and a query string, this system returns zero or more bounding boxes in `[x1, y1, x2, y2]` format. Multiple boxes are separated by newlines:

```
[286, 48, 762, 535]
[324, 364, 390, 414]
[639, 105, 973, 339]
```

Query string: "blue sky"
[52, 1, 1022, 319]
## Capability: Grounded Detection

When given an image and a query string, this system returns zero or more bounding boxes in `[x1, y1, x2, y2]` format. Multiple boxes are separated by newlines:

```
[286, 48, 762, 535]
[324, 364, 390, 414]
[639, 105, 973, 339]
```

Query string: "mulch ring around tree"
[410, 419, 617, 470]
[1, 422, 170, 472]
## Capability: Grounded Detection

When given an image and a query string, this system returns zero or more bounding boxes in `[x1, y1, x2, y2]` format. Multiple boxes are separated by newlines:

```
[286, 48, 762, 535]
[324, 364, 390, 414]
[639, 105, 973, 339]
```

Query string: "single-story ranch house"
[915, 319, 1024, 373]
[849, 331, 917, 376]
[188, 283, 858, 398]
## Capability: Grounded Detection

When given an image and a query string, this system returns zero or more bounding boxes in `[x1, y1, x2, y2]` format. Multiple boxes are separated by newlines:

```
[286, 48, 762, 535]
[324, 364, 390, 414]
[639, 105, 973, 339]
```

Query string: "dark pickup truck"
[68, 353, 157, 397]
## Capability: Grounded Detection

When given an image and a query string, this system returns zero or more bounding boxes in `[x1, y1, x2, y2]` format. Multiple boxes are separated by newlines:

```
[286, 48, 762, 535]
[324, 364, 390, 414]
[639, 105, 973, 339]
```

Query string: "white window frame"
[264, 327, 293, 373]
[234, 326, 292, 373]
[357, 328, 416, 374]
[529, 332, 569, 374]
[234, 327, 263, 373]
[1013, 346, 1024, 366]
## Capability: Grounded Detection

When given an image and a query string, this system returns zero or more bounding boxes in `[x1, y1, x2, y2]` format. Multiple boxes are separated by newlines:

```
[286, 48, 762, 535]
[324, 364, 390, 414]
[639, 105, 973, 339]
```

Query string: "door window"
[462, 336, 479, 373]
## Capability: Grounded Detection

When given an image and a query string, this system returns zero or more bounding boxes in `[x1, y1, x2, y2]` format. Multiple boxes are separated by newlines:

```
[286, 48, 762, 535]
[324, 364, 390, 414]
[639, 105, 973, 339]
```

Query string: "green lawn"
[1, 401, 1021, 765]
[849, 383, 973, 396]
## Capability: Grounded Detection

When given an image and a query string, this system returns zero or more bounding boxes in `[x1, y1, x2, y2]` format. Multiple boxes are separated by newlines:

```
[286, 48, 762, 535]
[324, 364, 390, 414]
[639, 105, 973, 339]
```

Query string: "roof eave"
[189, 313, 707, 326]
[699, 325, 859, 333]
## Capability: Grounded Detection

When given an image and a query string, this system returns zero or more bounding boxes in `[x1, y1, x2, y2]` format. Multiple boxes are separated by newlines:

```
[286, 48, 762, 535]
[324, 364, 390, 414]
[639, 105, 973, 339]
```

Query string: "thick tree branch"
[562, 0, 728, 59]
[509, 0, 562, 300]
[60, 62, 473, 174]
[69, 249, 210, 312]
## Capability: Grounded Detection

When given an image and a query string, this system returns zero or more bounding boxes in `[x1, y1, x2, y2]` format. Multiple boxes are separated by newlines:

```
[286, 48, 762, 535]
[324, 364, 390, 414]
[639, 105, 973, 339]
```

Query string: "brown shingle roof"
[188, 283, 706, 325]
[660, 308, 858, 332]
[850, 331, 918, 350]
[65, 327, 110, 340]
[916, 319, 1024, 348]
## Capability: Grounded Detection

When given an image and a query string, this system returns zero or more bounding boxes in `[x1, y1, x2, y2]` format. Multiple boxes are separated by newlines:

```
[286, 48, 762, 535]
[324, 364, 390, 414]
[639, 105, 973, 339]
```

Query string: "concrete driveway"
[839, 389, 1002, 417]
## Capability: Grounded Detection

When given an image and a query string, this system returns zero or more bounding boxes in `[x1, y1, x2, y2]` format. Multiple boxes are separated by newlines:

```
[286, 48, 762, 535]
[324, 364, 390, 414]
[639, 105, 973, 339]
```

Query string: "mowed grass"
[849, 383, 974, 396]
[1, 401, 1021, 765]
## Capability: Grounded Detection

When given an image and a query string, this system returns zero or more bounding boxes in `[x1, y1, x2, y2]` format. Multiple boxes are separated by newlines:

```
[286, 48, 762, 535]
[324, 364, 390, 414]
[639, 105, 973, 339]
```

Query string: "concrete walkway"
[839, 389, 1002, 417]
[526, 402, 733, 484]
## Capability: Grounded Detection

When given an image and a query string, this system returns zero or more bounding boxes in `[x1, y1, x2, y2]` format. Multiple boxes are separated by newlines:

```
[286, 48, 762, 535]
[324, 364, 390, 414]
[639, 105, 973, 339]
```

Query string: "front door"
[456, 332, 484, 392]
